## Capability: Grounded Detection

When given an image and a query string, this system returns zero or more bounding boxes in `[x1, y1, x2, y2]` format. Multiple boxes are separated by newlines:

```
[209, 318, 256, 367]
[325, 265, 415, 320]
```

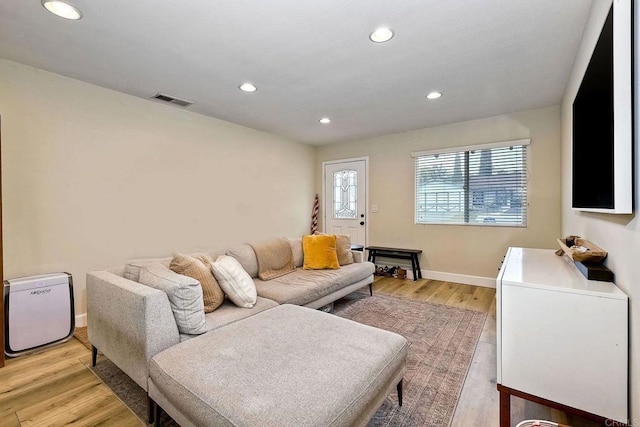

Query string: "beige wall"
[317, 106, 562, 283]
[561, 0, 638, 420]
[0, 58, 316, 320]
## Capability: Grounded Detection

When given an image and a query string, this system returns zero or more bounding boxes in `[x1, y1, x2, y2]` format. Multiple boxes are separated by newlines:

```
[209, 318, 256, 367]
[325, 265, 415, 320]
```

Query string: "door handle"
[360, 221, 365, 226]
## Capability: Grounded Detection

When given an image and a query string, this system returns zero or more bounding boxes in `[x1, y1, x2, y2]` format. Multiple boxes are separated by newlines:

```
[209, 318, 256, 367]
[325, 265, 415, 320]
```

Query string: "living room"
[0, 0, 637, 426]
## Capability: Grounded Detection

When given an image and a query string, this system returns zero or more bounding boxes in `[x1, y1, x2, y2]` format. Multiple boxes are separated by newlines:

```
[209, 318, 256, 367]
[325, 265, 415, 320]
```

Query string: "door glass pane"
[333, 169, 357, 218]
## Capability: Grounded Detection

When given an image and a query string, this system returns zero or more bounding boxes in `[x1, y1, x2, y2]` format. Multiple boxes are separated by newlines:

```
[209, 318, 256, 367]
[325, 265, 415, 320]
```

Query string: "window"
[413, 139, 529, 226]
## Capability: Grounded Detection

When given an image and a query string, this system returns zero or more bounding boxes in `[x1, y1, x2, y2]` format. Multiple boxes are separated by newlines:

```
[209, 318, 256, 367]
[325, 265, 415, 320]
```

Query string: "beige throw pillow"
[211, 255, 257, 308]
[309, 233, 354, 266]
[249, 237, 295, 281]
[170, 253, 225, 313]
[335, 235, 354, 266]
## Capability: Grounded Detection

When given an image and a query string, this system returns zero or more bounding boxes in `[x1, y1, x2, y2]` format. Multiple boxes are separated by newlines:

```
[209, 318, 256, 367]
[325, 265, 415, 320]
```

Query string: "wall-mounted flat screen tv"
[572, 0, 633, 214]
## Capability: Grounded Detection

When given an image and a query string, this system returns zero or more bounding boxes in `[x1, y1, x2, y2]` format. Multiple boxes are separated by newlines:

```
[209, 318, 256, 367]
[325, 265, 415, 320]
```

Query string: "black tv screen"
[571, 0, 633, 214]
[572, 7, 614, 210]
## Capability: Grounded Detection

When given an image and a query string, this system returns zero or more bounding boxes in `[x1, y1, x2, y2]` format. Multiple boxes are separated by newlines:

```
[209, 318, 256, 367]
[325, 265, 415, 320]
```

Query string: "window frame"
[412, 139, 530, 227]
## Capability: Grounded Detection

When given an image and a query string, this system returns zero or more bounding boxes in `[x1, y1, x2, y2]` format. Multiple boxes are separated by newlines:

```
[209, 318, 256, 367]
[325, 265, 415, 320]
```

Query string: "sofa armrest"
[87, 270, 180, 391]
[351, 250, 365, 263]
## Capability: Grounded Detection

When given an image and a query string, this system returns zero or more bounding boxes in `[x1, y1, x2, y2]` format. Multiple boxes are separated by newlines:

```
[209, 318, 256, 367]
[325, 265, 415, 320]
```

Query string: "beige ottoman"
[149, 304, 408, 427]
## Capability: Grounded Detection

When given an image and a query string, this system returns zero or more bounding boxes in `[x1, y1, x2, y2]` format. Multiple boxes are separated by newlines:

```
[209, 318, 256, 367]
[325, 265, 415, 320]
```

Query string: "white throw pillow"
[137, 262, 207, 335]
[211, 255, 257, 308]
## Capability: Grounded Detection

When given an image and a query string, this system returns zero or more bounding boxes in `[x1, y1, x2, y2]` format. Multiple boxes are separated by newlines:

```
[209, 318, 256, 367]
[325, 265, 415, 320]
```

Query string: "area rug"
[334, 292, 487, 426]
[78, 292, 487, 426]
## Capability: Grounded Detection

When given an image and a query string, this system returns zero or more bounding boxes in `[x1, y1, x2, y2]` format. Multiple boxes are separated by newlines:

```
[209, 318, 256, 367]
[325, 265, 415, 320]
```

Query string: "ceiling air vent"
[152, 93, 193, 108]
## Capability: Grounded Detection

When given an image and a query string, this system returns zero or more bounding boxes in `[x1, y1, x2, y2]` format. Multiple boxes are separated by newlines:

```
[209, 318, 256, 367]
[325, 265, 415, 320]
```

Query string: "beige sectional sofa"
[87, 238, 374, 388]
[86, 237, 406, 426]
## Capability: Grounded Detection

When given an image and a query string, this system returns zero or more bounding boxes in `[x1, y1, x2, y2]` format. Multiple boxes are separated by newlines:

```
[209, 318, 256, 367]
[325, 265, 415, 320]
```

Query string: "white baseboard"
[410, 269, 496, 288]
[75, 313, 87, 327]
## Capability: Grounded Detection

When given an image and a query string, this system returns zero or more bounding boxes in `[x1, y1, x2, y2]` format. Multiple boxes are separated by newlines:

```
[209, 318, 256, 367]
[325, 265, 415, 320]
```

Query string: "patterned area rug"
[334, 292, 487, 426]
[76, 291, 487, 426]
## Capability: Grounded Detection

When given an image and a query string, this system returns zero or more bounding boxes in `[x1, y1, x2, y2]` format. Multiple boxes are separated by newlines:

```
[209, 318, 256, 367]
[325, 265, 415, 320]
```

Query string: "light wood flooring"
[0, 337, 142, 426]
[0, 277, 599, 426]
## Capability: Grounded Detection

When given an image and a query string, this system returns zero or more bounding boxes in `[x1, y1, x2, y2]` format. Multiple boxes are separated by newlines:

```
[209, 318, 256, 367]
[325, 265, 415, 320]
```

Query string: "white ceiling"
[0, 0, 592, 145]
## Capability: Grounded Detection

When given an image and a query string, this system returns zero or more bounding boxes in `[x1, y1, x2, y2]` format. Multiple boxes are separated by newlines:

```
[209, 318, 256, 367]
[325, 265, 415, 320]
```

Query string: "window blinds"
[414, 140, 529, 226]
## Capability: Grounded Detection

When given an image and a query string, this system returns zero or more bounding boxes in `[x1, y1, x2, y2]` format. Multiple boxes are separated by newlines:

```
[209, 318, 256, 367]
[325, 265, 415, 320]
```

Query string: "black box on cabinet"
[575, 262, 614, 282]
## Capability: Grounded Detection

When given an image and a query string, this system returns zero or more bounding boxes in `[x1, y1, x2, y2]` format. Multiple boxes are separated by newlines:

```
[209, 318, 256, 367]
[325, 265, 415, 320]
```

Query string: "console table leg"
[410, 256, 418, 281]
[499, 388, 510, 427]
[414, 255, 422, 279]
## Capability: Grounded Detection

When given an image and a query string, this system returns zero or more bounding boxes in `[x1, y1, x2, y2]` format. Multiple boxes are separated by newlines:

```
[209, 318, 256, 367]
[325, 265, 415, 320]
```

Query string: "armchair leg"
[91, 345, 98, 367]
[397, 379, 403, 406]
[369, 283, 373, 296]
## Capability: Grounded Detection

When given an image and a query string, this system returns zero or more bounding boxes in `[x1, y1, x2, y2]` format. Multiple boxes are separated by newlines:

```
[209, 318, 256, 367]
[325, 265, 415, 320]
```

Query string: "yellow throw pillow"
[170, 253, 225, 313]
[302, 234, 340, 270]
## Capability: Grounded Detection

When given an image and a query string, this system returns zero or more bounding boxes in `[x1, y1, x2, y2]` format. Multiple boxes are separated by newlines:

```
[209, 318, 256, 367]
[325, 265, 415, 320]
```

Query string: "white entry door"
[323, 159, 367, 246]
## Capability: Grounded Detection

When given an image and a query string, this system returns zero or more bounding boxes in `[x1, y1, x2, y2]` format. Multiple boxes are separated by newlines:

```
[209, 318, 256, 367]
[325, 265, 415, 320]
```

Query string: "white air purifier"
[4, 272, 75, 357]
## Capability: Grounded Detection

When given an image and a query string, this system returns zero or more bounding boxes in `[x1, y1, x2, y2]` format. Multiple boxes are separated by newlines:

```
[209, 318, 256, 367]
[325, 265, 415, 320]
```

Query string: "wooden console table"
[365, 246, 422, 281]
[498, 384, 616, 426]
[497, 247, 628, 426]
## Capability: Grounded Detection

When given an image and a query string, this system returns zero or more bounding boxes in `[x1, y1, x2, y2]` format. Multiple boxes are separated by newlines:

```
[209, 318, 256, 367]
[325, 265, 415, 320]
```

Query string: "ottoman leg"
[397, 379, 403, 406]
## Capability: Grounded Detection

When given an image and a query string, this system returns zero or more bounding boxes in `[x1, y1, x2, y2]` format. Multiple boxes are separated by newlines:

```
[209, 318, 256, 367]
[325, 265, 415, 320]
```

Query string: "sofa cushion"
[254, 261, 375, 306]
[335, 235, 354, 266]
[179, 297, 279, 342]
[123, 258, 171, 282]
[170, 253, 225, 313]
[225, 244, 258, 278]
[204, 297, 278, 331]
[211, 255, 258, 308]
[302, 234, 340, 270]
[137, 263, 207, 335]
[123, 252, 224, 282]
[288, 237, 303, 268]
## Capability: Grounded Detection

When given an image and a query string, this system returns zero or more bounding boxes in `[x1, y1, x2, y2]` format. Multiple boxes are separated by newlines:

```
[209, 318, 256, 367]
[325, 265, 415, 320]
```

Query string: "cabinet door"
[501, 284, 627, 421]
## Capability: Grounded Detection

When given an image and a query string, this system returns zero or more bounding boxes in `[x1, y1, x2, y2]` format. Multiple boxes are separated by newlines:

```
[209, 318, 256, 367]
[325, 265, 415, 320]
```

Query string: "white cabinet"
[496, 247, 628, 423]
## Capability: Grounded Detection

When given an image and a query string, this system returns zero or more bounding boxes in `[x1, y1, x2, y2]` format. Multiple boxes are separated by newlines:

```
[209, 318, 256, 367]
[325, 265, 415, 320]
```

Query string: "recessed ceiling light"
[426, 91, 443, 100]
[41, 0, 83, 20]
[239, 83, 257, 93]
[319, 118, 331, 124]
[370, 27, 394, 43]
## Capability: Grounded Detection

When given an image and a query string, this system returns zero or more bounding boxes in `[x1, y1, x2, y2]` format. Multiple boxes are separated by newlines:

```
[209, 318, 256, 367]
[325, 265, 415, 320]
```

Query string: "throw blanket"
[250, 238, 295, 281]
